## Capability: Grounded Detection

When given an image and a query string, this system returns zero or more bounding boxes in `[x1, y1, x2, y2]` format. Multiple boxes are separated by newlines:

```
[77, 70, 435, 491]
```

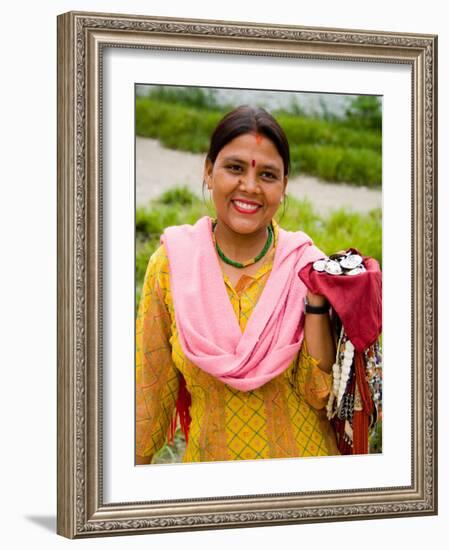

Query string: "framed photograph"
[57, 11, 437, 538]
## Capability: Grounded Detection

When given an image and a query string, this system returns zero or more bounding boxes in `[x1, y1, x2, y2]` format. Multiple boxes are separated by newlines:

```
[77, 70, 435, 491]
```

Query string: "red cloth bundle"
[298, 250, 382, 352]
[298, 250, 382, 454]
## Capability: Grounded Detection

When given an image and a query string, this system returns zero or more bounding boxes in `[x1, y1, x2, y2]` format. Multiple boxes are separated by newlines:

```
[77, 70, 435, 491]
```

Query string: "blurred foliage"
[369, 418, 382, 454]
[138, 85, 221, 110]
[290, 145, 381, 187]
[152, 428, 187, 464]
[344, 96, 382, 131]
[135, 87, 382, 188]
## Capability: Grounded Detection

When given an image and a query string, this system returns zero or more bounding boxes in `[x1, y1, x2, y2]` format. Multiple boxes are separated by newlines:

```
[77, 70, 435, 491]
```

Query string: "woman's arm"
[303, 291, 335, 374]
[291, 341, 333, 410]
[135, 246, 179, 464]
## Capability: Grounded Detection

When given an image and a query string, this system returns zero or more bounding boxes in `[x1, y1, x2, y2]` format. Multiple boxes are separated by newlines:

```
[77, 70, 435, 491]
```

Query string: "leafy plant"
[136, 96, 382, 187]
[144, 85, 220, 110]
[344, 96, 382, 131]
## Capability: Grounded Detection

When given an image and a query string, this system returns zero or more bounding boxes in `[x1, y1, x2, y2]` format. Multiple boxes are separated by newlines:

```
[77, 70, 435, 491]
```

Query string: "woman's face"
[204, 132, 287, 236]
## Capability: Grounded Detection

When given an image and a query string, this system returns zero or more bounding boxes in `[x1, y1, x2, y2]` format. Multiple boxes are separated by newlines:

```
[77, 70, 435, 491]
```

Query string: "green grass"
[290, 145, 381, 187]
[152, 429, 187, 464]
[136, 96, 382, 188]
[369, 418, 382, 454]
[139, 85, 221, 110]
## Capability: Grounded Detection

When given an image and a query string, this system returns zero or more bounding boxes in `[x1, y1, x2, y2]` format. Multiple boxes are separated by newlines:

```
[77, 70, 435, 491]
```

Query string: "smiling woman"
[205, 132, 285, 257]
[135, 105, 379, 465]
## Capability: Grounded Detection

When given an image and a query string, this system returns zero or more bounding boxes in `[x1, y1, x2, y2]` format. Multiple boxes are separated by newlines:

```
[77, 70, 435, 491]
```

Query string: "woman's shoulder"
[145, 243, 170, 282]
[150, 242, 169, 264]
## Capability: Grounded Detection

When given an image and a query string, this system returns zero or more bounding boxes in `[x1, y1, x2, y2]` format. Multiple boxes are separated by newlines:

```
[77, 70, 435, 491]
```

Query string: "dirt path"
[136, 137, 382, 216]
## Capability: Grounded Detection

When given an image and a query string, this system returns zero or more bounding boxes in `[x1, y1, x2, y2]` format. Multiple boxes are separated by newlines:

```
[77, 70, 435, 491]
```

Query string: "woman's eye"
[261, 171, 277, 180]
[227, 164, 242, 172]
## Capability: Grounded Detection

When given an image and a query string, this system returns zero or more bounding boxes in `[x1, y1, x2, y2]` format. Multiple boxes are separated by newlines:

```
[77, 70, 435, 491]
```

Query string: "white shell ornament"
[325, 260, 343, 275]
[345, 341, 355, 352]
[313, 259, 328, 272]
[346, 266, 366, 276]
[340, 254, 363, 270]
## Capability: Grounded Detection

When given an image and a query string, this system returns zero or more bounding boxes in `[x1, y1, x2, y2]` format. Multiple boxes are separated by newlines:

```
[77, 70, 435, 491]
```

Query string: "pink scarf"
[161, 216, 324, 392]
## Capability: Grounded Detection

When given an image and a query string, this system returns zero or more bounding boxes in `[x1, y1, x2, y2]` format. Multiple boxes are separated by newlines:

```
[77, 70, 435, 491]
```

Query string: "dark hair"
[206, 105, 290, 176]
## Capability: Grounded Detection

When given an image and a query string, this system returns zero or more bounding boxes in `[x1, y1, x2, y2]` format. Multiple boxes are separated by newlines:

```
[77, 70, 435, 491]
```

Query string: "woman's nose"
[239, 171, 259, 192]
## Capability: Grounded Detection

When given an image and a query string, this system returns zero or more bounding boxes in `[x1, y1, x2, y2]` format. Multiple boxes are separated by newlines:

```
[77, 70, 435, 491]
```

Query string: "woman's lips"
[231, 199, 262, 214]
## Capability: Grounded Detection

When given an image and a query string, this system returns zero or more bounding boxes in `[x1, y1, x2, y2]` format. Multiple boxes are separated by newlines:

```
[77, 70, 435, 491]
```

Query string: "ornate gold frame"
[57, 11, 438, 538]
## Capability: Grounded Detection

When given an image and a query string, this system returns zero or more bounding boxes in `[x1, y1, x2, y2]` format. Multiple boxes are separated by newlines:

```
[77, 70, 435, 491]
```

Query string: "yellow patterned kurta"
[136, 221, 339, 463]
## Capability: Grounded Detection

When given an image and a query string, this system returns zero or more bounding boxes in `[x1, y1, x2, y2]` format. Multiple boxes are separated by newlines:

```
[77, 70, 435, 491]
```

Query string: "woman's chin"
[225, 216, 264, 235]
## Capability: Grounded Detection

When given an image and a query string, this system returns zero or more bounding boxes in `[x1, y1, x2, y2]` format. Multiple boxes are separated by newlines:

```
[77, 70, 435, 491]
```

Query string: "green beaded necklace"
[212, 221, 274, 268]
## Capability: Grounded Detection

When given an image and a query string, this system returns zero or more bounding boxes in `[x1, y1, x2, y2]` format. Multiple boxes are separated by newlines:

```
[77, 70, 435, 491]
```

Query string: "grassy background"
[136, 87, 382, 188]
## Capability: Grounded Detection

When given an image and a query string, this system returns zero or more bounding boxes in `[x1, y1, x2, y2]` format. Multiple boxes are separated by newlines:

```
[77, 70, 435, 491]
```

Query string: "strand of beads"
[337, 338, 354, 408]
[326, 327, 345, 420]
[344, 419, 354, 447]
[326, 331, 356, 421]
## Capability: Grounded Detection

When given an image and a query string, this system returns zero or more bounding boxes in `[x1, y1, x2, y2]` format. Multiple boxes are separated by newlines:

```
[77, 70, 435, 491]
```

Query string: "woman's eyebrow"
[222, 156, 281, 172]
[259, 163, 281, 173]
[222, 155, 245, 164]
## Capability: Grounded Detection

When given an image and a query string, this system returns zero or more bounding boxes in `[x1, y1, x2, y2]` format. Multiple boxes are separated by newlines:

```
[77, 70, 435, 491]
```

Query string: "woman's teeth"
[233, 200, 260, 212]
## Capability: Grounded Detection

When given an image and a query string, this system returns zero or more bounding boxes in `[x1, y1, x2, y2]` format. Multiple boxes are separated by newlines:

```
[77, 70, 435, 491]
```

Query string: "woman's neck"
[213, 219, 270, 263]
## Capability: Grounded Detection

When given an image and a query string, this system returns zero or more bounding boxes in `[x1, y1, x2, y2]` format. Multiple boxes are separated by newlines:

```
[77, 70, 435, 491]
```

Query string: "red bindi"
[251, 159, 256, 167]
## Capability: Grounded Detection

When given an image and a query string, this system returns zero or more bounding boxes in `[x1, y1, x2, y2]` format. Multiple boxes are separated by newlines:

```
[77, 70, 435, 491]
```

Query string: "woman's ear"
[204, 158, 213, 189]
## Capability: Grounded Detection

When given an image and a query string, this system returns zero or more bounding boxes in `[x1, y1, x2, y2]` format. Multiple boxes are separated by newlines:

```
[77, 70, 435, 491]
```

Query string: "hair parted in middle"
[205, 105, 291, 177]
